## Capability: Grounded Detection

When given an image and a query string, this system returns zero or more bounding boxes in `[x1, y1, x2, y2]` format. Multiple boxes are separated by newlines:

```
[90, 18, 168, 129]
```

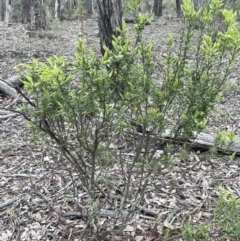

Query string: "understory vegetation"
[16, 0, 240, 239]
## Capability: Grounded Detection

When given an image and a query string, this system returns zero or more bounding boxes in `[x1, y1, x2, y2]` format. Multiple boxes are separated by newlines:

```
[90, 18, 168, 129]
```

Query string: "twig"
[0, 113, 19, 120]
[64, 209, 129, 218]
[15, 86, 36, 107]
[181, 154, 201, 177]
[138, 205, 158, 217]
[57, 176, 78, 193]
[6, 94, 20, 108]
[0, 173, 37, 178]
[0, 199, 14, 209]
[9, 219, 17, 241]
[163, 234, 182, 241]
[1, 107, 32, 121]
[67, 227, 73, 241]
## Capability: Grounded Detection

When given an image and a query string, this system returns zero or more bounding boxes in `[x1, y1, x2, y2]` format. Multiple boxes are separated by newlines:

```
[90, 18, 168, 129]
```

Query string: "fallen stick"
[0, 199, 14, 209]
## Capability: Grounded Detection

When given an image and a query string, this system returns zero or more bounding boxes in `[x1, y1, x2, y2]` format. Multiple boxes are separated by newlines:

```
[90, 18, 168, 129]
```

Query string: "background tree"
[55, 0, 68, 20]
[32, 0, 46, 29]
[85, 0, 93, 16]
[55, 0, 61, 19]
[153, 0, 162, 17]
[1, 0, 6, 21]
[176, 0, 181, 16]
[5, 0, 12, 23]
[97, 0, 123, 55]
[21, 0, 31, 23]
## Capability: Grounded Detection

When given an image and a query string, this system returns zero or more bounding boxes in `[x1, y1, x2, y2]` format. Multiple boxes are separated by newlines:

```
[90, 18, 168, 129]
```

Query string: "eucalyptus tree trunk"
[97, 0, 123, 55]
[32, 0, 46, 29]
[85, 0, 93, 16]
[22, 0, 31, 23]
[1, 0, 6, 21]
[5, 0, 12, 23]
[54, 0, 60, 19]
[55, 0, 68, 20]
[153, 0, 162, 17]
[176, 0, 181, 17]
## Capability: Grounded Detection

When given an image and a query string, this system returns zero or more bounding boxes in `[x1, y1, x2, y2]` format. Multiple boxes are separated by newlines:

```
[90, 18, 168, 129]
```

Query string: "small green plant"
[76, 3, 86, 15]
[7, 209, 15, 217]
[181, 221, 210, 241]
[215, 130, 235, 152]
[181, 188, 240, 240]
[62, 195, 69, 204]
[127, 0, 141, 17]
[214, 188, 240, 240]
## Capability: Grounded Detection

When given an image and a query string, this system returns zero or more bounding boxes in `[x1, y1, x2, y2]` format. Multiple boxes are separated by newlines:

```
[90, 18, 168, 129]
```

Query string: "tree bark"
[55, 0, 68, 20]
[32, 0, 46, 30]
[85, 0, 93, 16]
[21, 0, 31, 23]
[97, 0, 123, 56]
[54, 0, 61, 19]
[5, 0, 12, 23]
[176, 0, 181, 17]
[153, 0, 162, 17]
[1, 0, 6, 21]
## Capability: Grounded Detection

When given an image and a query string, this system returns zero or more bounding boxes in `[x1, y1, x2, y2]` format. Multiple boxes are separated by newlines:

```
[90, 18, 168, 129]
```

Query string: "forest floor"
[0, 9, 240, 241]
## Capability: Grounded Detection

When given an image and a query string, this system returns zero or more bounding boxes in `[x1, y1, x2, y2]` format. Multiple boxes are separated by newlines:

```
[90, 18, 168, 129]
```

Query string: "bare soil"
[0, 11, 240, 241]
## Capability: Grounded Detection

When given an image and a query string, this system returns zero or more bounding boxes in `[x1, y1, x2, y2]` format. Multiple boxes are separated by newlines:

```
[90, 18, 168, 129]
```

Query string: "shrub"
[214, 188, 240, 240]
[181, 222, 210, 241]
[181, 188, 240, 241]
[17, 0, 240, 239]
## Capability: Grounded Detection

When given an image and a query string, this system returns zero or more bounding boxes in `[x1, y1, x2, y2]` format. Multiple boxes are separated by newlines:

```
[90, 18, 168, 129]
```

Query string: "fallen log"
[192, 131, 240, 155]
[0, 74, 21, 98]
[163, 130, 240, 156]
[0, 79, 18, 98]
[132, 125, 240, 156]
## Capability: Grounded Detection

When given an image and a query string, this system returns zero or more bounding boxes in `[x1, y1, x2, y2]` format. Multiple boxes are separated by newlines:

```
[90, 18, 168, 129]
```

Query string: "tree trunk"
[176, 0, 181, 17]
[55, 0, 68, 20]
[67, 0, 73, 19]
[153, 0, 162, 17]
[97, 0, 123, 56]
[22, 0, 31, 23]
[85, 0, 93, 16]
[5, 0, 12, 23]
[1, 0, 6, 21]
[32, 0, 46, 30]
[193, 0, 202, 10]
[54, 0, 60, 19]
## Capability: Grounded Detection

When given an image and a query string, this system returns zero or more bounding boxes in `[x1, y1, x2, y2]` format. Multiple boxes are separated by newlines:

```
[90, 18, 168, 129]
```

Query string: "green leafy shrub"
[162, 0, 240, 139]
[181, 188, 240, 241]
[17, 0, 240, 238]
[214, 188, 240, 240]
[181, 222, 210, 241]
